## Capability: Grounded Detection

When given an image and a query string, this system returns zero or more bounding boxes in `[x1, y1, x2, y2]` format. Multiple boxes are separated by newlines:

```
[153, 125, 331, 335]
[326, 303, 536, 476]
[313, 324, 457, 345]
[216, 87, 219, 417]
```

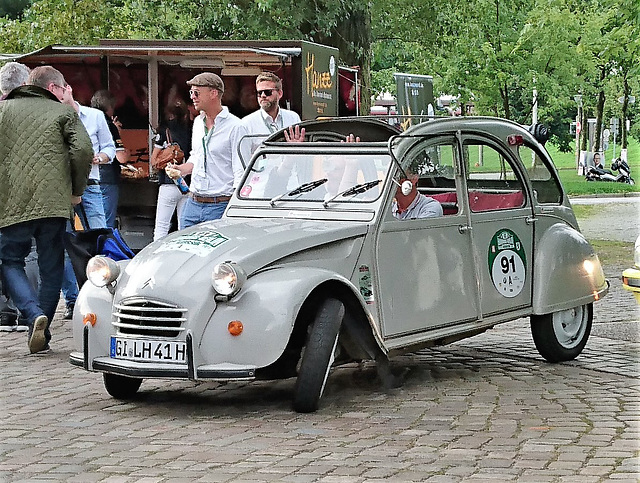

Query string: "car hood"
[116, 218, 367, 300]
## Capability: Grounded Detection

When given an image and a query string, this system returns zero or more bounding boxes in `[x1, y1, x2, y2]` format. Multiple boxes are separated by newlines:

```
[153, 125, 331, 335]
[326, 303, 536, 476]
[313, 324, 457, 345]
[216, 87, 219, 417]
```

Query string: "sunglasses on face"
[257, 89, 274, 97]
[189, 89, 206, 98]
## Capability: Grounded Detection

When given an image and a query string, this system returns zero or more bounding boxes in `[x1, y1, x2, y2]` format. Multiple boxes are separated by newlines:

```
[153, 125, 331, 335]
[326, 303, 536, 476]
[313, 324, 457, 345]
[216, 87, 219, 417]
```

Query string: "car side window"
[519, 145, 563, 204]
[464, 141, 526, 213]
[405, 140, 460, 216]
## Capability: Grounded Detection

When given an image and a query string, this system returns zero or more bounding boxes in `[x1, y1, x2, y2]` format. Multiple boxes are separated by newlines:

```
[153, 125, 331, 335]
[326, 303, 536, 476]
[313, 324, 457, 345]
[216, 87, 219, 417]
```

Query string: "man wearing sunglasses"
[172, 72, 247, 227]
[242, 72, 302, 143]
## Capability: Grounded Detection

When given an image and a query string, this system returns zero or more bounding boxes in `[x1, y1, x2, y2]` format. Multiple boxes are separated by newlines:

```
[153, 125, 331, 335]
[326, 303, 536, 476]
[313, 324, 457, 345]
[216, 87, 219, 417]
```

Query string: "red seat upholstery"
[428, 190, 524, 214]
[429, 192, 458, 215]
[468, 190, 524, 212]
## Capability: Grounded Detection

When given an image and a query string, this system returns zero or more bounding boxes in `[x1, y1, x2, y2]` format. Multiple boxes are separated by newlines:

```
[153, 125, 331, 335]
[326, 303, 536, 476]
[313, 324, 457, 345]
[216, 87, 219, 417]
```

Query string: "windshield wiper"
[270, 178, 328, 206]
[322, 179, 382, 208]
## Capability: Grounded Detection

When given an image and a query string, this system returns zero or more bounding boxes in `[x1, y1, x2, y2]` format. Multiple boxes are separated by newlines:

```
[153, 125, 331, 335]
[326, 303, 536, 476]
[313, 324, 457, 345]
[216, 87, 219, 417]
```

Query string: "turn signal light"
[228, 320, 243, 336]
[83, 313, 97, 326]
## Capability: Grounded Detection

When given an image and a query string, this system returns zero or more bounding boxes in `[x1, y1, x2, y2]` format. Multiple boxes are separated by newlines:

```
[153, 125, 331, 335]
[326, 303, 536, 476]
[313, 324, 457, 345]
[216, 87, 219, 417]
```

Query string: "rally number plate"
[110, 337, 187, 363]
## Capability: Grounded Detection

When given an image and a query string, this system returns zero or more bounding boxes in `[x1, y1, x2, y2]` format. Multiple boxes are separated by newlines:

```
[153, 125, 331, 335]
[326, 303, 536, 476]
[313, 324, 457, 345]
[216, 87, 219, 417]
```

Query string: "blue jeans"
[101, 183, 120, 229]
[77, 184, 107, 230]
[0, 218, 66, 340]
[180, 197, 228, 229]
[61, 252, 78, 306]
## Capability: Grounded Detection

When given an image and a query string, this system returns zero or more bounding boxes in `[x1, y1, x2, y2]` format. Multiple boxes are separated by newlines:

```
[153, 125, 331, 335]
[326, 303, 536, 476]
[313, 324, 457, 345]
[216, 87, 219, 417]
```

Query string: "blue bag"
[97, 229, 135, 261]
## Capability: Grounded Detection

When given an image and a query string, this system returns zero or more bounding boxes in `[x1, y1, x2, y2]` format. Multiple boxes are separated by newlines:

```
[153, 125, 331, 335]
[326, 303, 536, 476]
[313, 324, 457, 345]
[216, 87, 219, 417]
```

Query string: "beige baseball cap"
[186, 72, 224, 93]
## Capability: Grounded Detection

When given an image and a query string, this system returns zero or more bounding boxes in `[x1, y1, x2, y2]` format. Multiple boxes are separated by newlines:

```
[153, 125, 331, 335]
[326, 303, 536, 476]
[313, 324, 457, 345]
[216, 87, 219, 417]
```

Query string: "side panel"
[532, 222, 608, 314]
[376, 216, 479, 338]
[471, 210, 533, 316]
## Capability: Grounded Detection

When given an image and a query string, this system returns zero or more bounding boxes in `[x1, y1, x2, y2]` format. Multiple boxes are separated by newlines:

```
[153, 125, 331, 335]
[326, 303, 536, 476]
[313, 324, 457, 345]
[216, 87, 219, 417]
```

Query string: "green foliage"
[0, 0, 636, 148]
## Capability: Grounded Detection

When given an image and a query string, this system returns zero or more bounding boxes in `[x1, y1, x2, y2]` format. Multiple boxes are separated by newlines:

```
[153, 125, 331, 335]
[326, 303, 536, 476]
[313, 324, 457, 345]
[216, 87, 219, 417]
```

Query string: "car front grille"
[113, 298, 187, 338]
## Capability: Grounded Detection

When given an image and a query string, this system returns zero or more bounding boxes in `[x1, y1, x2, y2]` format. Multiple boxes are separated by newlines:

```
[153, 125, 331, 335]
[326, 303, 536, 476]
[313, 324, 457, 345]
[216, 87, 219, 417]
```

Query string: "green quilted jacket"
[0, 86, 93, 228]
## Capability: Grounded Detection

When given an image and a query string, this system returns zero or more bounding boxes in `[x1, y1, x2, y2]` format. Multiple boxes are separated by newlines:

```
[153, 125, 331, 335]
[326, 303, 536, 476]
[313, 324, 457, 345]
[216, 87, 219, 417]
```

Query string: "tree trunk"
[580, 109, 588, 152]
[501, 83, 511, 120]
[316, 3, 372, 115]
[621, 75, 630, 149]
[593, 66, 606, 153]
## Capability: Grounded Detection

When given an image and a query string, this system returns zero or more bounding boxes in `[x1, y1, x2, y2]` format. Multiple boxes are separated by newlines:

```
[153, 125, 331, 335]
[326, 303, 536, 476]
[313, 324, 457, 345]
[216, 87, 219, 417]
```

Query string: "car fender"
[200, 266, 363, 369]
[71, 280, 118, 368]
[533, 223, 608, 314]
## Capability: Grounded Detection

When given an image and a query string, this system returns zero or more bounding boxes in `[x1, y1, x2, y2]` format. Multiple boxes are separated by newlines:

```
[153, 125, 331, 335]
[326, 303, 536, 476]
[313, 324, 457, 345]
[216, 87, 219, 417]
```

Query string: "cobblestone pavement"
[1, 293, 638, 482]
[1, 199, 639, 482]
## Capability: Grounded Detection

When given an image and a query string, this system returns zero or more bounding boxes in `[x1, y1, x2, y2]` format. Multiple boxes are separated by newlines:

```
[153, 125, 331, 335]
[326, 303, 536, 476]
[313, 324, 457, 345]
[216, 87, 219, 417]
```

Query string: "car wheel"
[103, 373, 142, 399]
[293, 297, 344, 413]
[530, 303, 592, 362]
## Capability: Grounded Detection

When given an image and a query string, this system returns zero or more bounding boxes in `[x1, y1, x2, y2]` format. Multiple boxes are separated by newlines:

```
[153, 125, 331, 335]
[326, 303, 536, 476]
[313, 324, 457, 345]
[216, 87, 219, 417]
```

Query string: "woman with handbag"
[151, 100, 192, 240]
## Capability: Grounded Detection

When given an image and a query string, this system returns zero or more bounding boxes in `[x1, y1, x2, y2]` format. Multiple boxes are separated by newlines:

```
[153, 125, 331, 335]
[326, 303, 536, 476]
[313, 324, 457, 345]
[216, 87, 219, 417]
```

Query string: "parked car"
[70, 117, 609, 412]
[622, 235, 640, 304]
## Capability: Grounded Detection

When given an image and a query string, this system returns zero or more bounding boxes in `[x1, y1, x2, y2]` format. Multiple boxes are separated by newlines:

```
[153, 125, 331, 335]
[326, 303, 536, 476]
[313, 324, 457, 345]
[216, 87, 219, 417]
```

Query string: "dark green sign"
[301, 41, 339, 120]
[394, 73, 434, 130]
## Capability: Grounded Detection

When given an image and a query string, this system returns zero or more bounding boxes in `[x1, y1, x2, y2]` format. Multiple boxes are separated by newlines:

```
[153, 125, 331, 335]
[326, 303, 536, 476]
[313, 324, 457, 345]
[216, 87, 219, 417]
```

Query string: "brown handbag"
[152, 129, 185, 170]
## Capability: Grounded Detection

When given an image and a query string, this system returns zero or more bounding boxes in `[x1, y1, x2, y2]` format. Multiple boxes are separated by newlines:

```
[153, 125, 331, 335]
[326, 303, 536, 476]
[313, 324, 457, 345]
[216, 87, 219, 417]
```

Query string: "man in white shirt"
[242, 72, 301, 137]
[60, 83, 116, 229]
[173, 73, 247, 228]
[59, 81, 116, 320]
[240, 72, 304, 196]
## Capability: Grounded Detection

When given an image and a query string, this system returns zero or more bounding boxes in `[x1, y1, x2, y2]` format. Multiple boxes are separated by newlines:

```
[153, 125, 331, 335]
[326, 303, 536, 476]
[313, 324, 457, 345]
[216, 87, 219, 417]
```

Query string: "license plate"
[110, 337, 187, 363]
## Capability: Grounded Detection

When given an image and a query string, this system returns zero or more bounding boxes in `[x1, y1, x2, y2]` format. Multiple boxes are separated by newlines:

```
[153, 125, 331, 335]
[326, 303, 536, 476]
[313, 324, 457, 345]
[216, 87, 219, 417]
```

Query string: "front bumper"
[69, 326, 257, 381]
[622, 267, 640, 304]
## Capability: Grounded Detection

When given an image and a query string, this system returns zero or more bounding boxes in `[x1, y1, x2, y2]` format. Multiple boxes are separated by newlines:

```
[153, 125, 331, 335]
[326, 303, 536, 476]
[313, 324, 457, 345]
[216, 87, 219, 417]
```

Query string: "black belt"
[87, 179, 100, 185]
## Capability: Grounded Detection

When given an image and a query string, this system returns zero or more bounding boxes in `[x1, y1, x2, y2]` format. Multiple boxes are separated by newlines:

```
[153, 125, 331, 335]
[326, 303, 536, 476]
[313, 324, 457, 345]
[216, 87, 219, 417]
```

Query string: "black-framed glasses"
[257, 89, 274, 97]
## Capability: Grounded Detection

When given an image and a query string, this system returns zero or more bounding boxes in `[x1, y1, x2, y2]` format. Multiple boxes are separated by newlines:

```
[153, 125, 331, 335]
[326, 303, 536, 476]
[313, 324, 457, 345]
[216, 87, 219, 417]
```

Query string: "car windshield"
[238, 152, 393, 203]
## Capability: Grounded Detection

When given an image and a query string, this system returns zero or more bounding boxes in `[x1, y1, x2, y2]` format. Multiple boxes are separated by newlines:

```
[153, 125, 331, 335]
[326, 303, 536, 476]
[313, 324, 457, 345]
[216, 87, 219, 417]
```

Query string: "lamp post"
[574, 94, 583, 173]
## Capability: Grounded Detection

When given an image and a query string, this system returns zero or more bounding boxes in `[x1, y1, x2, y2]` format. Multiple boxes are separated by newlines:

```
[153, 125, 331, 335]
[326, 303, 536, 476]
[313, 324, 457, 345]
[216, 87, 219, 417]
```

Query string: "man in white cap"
[171, 72, 247, 227]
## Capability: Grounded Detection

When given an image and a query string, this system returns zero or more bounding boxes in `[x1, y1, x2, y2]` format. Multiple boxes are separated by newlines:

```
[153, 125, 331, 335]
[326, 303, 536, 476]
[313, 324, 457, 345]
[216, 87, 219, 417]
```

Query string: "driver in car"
[392, 164, 443, 219]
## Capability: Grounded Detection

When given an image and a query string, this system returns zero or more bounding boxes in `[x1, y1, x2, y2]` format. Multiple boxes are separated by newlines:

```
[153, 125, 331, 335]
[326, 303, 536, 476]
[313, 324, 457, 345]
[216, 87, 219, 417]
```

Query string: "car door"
[460, 135, 534, 317]
[375, 135, 481, 339]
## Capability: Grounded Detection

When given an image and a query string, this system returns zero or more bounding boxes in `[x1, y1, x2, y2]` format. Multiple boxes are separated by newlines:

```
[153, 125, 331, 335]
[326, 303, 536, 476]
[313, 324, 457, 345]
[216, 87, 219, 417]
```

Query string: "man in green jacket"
[0, 65, 93, 354]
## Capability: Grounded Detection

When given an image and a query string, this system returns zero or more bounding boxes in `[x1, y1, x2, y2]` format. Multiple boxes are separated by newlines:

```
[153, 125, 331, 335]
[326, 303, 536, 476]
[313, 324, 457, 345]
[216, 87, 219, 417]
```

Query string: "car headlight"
[86, 256, 121, 288]
[211, 262, 247, 299]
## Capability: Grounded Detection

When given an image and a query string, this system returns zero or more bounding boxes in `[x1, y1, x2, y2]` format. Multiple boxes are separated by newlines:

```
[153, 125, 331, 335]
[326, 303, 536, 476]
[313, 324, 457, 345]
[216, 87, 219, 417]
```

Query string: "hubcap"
[552, 305, 587, 349]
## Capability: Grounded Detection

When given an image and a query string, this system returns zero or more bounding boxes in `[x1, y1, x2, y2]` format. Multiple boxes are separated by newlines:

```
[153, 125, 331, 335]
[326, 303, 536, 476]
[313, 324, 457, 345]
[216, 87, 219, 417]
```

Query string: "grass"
[545, 138, 640, 196]
[588, 239, 635, 267]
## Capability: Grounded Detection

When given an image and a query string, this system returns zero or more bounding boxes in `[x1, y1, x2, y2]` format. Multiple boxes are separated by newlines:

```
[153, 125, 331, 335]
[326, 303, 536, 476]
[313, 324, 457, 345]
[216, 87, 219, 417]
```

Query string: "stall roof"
[13, 39, 317, 68]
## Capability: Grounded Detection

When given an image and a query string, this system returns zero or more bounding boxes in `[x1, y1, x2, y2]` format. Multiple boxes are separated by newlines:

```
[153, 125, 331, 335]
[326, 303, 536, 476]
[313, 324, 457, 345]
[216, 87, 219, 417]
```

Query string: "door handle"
[526, 216, 538, 225]
[458, 224, 472, 234]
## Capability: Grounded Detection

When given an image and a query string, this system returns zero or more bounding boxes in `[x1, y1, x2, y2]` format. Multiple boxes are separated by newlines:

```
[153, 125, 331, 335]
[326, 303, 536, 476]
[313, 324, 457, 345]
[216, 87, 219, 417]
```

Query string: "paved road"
[571, 196, 640, 243]
[572, 195, 640, 343]
[1, 197, 638, 482]
[1, 308, 638, 482]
